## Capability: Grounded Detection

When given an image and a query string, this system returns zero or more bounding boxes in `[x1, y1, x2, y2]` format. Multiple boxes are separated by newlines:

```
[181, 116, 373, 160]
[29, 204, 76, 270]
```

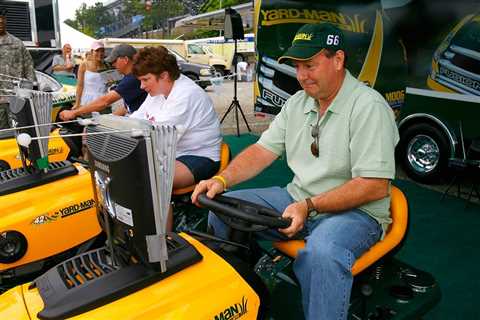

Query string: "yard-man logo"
[32, 199, 95, 225]
[260, 9, 367, 33]
[294, 33, 313, 42]
[16, 147, 63, 160]
[214, 296, 248, 320]
[48, 147, 63, 155]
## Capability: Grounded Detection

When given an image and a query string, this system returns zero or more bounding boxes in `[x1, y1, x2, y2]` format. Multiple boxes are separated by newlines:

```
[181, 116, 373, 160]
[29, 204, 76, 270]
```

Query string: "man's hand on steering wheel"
[191, 178, 225, 206]
[280, 201, 308, 238]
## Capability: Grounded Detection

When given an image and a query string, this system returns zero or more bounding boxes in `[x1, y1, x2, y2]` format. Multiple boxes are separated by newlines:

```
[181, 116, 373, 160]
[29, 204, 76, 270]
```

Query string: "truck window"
[188, 44, 205, 55]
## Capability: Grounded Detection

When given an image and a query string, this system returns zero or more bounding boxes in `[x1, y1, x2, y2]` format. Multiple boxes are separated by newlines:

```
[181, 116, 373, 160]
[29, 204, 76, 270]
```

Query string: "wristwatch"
[305, 198, 317, 218]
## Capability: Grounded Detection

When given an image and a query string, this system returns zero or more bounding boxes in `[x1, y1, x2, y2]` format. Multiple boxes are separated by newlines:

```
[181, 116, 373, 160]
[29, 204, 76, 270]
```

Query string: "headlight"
[200, 68, 212, 76]
[94, 171, 116, 218]
[0, 231, 28, 263]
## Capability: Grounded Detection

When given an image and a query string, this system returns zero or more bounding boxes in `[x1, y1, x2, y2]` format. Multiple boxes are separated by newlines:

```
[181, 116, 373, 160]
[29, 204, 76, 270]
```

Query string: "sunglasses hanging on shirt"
[310, 111, 326, 158]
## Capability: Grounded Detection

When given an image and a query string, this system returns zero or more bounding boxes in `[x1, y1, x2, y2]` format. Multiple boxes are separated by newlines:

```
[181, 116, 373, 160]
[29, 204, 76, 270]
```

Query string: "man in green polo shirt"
[192, 23, 399, 320]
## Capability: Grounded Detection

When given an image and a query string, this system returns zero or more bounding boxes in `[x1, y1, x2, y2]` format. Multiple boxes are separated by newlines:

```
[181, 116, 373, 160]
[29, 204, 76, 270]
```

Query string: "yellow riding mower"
[0, 71, 80, 171]
[0, 91, 101, 292]
[0, 127, 77, 171]
[0, 116, 440, 319]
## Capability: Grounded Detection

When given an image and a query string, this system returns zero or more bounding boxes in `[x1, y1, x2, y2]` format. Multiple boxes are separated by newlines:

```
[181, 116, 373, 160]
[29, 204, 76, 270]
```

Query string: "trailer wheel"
[398, 123, 450, 183]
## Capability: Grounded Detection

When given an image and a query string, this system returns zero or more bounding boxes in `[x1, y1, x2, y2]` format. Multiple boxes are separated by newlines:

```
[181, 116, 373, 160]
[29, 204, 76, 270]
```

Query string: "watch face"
[306, 198, 316, 217]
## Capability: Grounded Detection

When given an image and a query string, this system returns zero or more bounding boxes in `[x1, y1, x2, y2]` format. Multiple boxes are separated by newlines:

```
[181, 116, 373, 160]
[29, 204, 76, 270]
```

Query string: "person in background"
[71, 40, 108, 111]
[236, 60, 248, 81]
[52, 43, 75, 77]
[131, 46, 222, 230]
[0, 7, 37, 129]
[192, 23, 399, 320]
[59, 44, 147, 120]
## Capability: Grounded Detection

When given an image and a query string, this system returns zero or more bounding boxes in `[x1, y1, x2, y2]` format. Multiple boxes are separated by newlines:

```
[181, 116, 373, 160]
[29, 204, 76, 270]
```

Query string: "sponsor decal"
[32, 199, 95, 225]
[48, 147, 63, 155]
[16, 147, 64, 160]
[214, 296, 248, 320]
[385, 89, 405, 108]
[260, 9, 367, 33]
[439, 66, 480, 92]
[32, 213, 60, 225]
[293, 32, 313, 42]
[94, 160, 110, 173]
[262, 89, 287, 108]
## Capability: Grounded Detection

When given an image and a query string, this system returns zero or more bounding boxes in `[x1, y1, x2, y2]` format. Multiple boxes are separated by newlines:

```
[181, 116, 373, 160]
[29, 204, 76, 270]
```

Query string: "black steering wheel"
[197, 193, 291, 232]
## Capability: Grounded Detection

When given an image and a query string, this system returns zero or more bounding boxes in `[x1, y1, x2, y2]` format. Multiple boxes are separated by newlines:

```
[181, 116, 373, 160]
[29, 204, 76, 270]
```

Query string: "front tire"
[398, 123, 451, 183]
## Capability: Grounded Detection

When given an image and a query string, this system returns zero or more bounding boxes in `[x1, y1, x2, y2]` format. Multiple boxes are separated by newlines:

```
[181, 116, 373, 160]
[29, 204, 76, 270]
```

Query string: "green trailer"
[254, 0, 480, 183]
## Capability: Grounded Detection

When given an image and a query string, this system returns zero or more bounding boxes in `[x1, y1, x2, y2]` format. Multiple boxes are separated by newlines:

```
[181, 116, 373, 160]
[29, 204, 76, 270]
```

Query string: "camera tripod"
[220, 39, 251, 137]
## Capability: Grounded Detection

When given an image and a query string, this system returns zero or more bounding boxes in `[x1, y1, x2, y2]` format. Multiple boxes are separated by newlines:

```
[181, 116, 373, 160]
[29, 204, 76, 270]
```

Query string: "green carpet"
[224, 133, 480, 319]
[393, 179, 480, 319]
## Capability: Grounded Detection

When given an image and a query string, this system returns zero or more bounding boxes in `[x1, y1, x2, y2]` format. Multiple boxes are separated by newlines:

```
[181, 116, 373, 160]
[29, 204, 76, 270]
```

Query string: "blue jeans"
[207, 187, 382, 320]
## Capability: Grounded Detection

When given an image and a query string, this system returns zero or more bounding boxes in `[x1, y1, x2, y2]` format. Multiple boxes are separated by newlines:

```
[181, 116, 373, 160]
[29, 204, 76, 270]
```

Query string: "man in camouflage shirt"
[0, 7, 37, 129]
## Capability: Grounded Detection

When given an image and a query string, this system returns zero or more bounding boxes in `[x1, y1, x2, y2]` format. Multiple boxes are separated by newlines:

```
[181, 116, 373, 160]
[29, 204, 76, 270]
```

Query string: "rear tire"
[398, 123, 451, 183]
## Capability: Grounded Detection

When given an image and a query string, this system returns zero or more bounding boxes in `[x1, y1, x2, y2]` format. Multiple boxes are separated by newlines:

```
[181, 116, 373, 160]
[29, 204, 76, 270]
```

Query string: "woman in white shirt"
[73, 41, 108, 110]
[131, 46, 222, 190]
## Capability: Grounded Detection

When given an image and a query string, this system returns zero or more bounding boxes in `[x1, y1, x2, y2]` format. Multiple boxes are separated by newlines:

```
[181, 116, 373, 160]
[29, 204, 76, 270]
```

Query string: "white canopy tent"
[60, 22, 97, 53]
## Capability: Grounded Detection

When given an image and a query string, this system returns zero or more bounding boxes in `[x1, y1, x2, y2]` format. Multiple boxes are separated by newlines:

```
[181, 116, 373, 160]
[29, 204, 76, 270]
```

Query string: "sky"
[58, 0, 109, 23]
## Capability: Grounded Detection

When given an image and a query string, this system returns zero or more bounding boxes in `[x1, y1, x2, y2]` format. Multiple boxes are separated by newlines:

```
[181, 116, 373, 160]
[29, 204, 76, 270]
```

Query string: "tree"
[72, 2, 114, 37]
[199, 0, 250, 13]
[123, 0, 144, 19]
[64, 19, 78, 30]
[145, 0, 185, 33]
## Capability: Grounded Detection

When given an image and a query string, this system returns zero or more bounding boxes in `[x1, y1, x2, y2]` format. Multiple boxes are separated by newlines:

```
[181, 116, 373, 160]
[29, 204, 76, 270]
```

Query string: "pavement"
[205, 78, 271, 136]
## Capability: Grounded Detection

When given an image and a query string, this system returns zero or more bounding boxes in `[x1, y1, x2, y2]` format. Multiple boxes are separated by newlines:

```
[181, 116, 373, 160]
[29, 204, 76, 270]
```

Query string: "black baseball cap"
[105, 44, 137, 63]
[278, 23, 345, 64]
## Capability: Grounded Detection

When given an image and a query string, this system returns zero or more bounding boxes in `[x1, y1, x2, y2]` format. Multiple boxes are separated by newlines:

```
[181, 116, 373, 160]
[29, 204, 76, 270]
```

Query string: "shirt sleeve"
[113, 76, 131, 98]
[349, 91, 399, 179]
[114, 76, 139, 101]
[22, 46, 37, 82]
[129, 95, 149, 119]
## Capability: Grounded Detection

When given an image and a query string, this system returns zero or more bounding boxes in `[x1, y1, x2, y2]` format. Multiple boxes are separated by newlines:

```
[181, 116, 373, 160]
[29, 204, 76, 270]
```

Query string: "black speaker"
[224, 7, 244, 40]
